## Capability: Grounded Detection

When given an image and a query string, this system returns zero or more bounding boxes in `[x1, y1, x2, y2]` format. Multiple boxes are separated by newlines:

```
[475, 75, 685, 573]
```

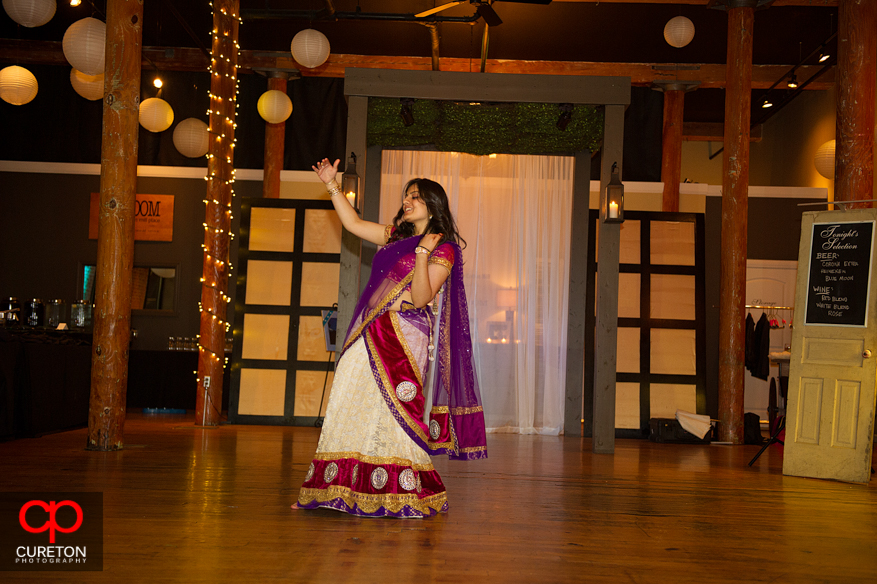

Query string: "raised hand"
[311, 158, 340, 184]
[419, 233, 443, 252]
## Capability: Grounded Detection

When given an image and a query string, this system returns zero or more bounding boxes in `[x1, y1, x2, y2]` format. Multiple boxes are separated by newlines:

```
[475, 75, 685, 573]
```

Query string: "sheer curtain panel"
[380, 151, 573, 435]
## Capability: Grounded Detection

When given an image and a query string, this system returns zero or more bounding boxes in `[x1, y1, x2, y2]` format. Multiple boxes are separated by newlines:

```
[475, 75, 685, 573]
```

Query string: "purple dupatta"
[340, 236, 487, 461]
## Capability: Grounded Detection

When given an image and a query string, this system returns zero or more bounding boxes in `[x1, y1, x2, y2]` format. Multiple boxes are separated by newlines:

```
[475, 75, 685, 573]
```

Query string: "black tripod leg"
[748, 417, 785, 467]
[314, 351, 334, 428]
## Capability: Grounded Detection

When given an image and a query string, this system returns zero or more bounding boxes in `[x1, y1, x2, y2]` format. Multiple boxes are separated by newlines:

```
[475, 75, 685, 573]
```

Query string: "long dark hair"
[388, 178, 466, 248]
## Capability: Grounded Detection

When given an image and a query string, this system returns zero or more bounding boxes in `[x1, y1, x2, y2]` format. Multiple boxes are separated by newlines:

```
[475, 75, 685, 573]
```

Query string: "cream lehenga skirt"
[296, 333, 448, 518]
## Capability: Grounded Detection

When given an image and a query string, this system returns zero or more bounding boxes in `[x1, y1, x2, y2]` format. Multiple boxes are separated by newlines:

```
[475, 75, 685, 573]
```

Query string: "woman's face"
[402, 184, 430, 224]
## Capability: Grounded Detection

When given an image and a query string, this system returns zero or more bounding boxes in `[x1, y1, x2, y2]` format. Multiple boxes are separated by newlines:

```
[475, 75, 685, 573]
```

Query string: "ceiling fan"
[415, 0, 552, 27]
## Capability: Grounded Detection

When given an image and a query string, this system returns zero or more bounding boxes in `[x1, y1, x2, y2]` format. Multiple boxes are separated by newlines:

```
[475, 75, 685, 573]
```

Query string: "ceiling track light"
[762, 98, 773, 109]
[787, 73, 798, 89]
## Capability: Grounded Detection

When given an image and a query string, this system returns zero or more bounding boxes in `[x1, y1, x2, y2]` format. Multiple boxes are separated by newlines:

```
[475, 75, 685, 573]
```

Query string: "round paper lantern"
[173, 118, 209, 158]
[62, 17, 106, 76]
[139, 97, 174, 133]
[2, 0, 56, 28]
[814, 140, 836, 179]
[257, 89, 293, 124]
[0, 65, 38, 105]
[70, 68, 103, 101]
[664, 16, 695, 49]
[291, 29, 330, 69]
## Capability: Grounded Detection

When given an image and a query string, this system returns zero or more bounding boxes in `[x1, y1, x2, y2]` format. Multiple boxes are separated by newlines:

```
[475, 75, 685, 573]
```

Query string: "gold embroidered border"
[313, 451, 434, 471]
[366, 332, 455, 451]
[450, 406, 484, 415]
[428, 257, 453, 275]
[384, 224, 393, 244]
[298, 486, 447, 515]
[460, 445, 487, 453]
[389, 311, 423, 385]
[343, 272, 414, 353]
[431, 406, 449, 414]
[439, 288, 453, 392]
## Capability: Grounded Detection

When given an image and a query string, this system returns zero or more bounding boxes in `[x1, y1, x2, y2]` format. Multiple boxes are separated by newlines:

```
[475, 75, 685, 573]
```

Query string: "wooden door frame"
[340, 68, 630, 445]
[584, 210, 707, 438]
[228, 197, 340, 426]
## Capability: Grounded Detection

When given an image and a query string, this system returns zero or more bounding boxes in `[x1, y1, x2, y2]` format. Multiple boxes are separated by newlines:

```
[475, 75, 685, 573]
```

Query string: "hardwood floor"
[1, 413, 875, 583]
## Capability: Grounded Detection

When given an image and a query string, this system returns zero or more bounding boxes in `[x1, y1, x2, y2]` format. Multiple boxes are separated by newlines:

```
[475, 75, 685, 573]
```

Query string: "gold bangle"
[327, 181, 342, 197]
[415, 246, 431, 255]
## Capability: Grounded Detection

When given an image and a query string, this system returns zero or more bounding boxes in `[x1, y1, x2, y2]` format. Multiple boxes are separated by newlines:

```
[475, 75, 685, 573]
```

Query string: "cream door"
[784, 208, 877, 484]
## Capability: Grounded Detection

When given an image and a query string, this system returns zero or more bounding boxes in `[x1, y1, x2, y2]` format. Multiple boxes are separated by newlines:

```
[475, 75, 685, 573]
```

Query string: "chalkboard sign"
[805, 221, 874, 326]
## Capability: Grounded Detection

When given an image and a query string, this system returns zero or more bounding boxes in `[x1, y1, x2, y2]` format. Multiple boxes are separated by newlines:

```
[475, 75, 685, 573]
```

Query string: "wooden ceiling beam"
[0, 39, 834, 90]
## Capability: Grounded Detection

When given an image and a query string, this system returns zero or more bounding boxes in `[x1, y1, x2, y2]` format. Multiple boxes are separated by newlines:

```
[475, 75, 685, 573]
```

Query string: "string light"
[198, 1, 242, 382]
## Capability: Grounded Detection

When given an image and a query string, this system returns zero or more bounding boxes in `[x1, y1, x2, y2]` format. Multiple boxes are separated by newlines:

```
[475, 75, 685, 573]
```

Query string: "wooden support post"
[335, 95, 369, 345]
[718, 1, 755, 444]
[662, 90, 684, 212]
[563, 152, 592, 437]
[86, 0, 144, 451]
[196, 0, 240, 426]
[653, 81, 699, 212]
[593, 104, 625, 454]
[263, 75, 288, 199]
[835, 0, 876, 208]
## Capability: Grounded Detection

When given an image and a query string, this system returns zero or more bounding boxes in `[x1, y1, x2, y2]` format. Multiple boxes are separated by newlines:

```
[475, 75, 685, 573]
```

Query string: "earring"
[429, 215, 433, 220]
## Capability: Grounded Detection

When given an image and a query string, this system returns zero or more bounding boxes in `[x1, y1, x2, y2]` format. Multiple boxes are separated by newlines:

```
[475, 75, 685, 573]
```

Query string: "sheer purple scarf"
[341, 235, 487, 461]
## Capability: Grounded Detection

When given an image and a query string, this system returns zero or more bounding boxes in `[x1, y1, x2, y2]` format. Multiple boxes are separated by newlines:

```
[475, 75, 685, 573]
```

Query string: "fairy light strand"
[198, 1, 241, 378]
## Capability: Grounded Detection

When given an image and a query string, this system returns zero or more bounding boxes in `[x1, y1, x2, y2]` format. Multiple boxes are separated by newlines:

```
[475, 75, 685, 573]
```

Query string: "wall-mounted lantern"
[602, 162, 624, 224]
[342, 152, 360, 213]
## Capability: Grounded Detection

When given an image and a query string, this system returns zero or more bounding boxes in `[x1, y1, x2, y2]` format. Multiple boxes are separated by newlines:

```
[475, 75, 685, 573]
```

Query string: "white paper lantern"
[2, 0, 56, 27]
[139, 97, 174, 133]
[63, 17, 106, 76]
[70, 68, 103, 101]
[291, 29, 330, 69]
[257, 89, 293, 124]
[664, 16, 695, 49]
[814, 140, 836, 179]
[0, 65, 38, 105]
[173, 118, 209, 158]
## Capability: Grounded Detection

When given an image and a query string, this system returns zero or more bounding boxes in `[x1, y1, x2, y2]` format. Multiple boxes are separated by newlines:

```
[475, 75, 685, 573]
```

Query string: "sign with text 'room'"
[805, 220, 874, 327]
[88, 194, 174, 242]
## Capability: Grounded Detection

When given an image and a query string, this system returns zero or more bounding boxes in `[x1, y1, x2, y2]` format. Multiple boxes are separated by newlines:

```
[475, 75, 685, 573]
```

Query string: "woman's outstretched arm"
[313, 158, 389, 246]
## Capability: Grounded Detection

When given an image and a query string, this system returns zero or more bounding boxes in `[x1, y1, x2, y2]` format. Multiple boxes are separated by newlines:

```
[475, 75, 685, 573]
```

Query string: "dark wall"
[0, 170, 259, 351]
[703, 196, 813, 418]
[0, 67, 348, 171]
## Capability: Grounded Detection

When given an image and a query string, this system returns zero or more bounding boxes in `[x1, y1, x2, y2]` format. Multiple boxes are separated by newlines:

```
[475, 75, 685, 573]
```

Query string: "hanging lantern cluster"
[0, 65, 38, 105]
[62, 17, 106, 76]
[173, 118, 209, 158]
[70, 68, 103, 101]
[2, 0, 56, 28]
[663, 16, 695, 49]
[257, 89, 293, 124]
[139, 97, 174, 133]
[291, 29, 330, 69]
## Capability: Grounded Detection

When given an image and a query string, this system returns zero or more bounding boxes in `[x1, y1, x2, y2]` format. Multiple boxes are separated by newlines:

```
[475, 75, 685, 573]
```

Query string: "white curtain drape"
[380, 151, 573, 435]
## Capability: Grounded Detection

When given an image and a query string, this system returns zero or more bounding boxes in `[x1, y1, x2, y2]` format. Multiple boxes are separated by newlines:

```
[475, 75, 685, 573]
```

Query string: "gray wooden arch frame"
[338, 68, 630, 453]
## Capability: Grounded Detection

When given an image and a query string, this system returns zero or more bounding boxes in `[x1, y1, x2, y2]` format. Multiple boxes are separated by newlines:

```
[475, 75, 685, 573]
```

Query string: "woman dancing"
[294, 158, 487, 518]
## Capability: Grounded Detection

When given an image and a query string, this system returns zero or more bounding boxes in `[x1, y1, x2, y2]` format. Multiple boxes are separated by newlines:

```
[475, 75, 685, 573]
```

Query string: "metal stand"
[314, 350, 334, 428]
[315, 303, 338, 428]
[748, 415, 785, 467]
